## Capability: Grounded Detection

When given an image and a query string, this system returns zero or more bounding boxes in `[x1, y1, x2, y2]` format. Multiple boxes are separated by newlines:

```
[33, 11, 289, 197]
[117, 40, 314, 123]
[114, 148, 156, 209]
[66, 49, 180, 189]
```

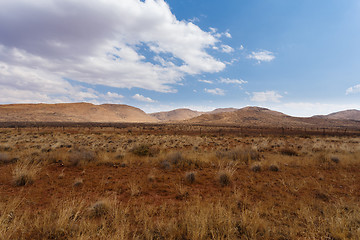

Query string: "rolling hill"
[0, 103, 358, 128]
[314, 109, 360, 121]
[150, 109, 203, 121]
[186, 106, 360, 128]
[0, 103, 157, 123]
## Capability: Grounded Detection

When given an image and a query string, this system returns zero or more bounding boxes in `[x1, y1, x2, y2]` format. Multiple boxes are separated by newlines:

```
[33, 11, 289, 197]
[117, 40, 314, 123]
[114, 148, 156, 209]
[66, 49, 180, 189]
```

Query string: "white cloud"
[250, 91, 282, 102]
[239, 45, 244, 50]
[209, 28, 232, 39]
[219, 78, 247, 85]
[0, 0, 227, 103]
[247, 50, 275, 63]
[220, 45, 234, 53]
[104, 92, 124, 99]
[346, 84, 360, 94]
[132, 94, 156, 103]
[188, 17, 199, 23]
[224, 31, 232, 38]
[198, 79, 213, 84]
[273, 102, 360, 117]
[205, 88, 225, 96]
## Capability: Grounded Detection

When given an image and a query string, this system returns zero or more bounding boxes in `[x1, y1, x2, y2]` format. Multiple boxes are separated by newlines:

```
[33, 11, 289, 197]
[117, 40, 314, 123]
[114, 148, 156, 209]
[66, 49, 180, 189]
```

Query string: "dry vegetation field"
[0, 125, 360, 239]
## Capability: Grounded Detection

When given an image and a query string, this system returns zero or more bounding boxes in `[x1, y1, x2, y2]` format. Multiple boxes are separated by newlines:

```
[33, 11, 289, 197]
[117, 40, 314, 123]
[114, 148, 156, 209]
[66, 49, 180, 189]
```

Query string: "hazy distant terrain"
[314, 109, 360, 121]
[0, 103, 359, 129]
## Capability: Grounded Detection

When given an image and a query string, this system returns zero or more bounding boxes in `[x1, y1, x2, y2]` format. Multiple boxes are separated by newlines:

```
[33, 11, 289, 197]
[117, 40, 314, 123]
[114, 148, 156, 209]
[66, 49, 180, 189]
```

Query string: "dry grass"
[12, 161, 41, 186]
[0, 152, 12, 164]
[185, 171, 196, 184]
[218, 165, 236, 187]
[0, 127, 359, 239]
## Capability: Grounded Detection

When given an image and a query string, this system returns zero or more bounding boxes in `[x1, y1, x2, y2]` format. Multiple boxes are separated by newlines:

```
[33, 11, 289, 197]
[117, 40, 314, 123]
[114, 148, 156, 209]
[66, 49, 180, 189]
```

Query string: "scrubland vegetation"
[0, 126, 360, 239]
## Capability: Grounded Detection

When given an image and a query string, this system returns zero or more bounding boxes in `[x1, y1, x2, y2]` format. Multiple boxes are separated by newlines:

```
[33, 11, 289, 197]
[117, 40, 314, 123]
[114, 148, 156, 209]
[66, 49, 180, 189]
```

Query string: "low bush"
[12, 163, 40, 186]
[280, 147, 298, 156]
[185, 172, 196, 184]
[88, 200, 110, 218]
[130, 144, 158, 157]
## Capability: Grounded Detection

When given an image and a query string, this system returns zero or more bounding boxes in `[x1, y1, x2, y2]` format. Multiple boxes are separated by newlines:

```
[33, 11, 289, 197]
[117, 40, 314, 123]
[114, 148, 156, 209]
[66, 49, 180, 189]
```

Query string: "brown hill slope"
[0, 103, 157, 122]
[150, 109, 203, 121]
[150, 107, 239, 122]
[315, 109, 360, 121]
[208, 108, 238, 114]
[187, 106, 360, 128]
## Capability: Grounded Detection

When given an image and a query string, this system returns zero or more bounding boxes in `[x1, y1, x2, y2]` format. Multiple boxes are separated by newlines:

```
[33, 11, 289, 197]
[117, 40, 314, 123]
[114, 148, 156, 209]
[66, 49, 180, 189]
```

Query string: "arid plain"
[0, 103, 360, 239]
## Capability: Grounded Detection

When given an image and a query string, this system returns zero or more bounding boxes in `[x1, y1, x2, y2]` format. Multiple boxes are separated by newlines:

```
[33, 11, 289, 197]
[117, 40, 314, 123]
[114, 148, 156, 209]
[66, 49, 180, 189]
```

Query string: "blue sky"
[0, 0, 359, 116]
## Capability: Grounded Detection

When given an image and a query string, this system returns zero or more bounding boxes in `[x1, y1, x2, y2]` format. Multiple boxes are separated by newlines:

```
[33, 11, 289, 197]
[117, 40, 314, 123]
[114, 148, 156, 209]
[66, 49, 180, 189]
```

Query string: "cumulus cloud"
[0, 0, 227, 103]
[104, 92, 124, 99]
[273, 102, 360, 117]
[198, 79, 213, 84]
[346, 84, 360, 94]
[247, 50, 275, 63]
[220, 45, 234, 53]
[132, 94, 156, 103]
[204, 88, 225, 96]
[219, 78, 247, 85]
[224, 31, 232, 38]
[250, 91, 282, 102]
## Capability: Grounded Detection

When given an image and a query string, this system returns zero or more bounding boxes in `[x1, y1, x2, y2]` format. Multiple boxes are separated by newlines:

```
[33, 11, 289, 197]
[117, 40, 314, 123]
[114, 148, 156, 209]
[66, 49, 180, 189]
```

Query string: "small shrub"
[115, 154, 124, 160]
[251, 164, 261, 172]
[216, 148, 260, 164]
[88, 201, 110, 218]
[12, 163, 39, 186]
[68, 149, 97, 166]
[330, 156, 340, 164]
[269, 164, 279, 172]
[219, 172, 231, 187]
[280, 147, 298, 156]
[130, 144, 158, 157]
[164, 151, 199, 169]
[185, 172, 196, 184]
[73, 178, 83, 187]
[160, 160, 171, 170]
[167, 152, 183, 164]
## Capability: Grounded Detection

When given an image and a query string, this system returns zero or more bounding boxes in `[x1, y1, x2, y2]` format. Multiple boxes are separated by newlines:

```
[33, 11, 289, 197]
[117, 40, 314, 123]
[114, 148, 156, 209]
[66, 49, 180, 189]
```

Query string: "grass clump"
[330, 156, 340, 164]
[217, 167, 236, 187]
[0, 152, 12, 164]
[88, 200, 110, 218]
[280, 147, 298, 156]
[73, 178, 83, 187]
[268, 164, 279, 172]
[12, 162, 40, 186]
[130, 144, 158, 157]
[164, 151, 201, 169]
[67, 149, 97, 166]
[216, 147, 260, 164]
[185, 172, 196, 184]
[251, 163, 261, 172]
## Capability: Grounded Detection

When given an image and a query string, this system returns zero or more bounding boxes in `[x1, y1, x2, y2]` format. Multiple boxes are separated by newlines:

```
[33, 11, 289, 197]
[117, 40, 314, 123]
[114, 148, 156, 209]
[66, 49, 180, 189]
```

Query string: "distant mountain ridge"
[314, 109, 360, 121]
[0, 103, 359, 128]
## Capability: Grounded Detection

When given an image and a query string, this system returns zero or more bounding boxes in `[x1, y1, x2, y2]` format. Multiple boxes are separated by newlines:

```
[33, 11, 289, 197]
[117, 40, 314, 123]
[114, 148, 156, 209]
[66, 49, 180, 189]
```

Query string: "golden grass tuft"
[12, 162, 40, 186]
[88, 200, 111, 218]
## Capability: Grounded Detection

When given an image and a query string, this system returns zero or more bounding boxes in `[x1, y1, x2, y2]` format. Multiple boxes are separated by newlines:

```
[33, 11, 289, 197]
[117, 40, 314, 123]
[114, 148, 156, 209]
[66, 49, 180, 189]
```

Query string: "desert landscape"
[0, 103, 360, 239]
[1, 0, 360, 239]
